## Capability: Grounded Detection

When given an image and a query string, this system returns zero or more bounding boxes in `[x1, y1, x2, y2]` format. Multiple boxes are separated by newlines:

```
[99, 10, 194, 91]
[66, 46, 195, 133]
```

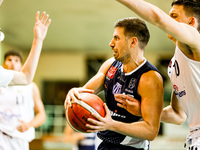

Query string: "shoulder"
[178, 23, 200, 57]
[138, 70, 164, 97]
[32, 82, 40, 93]
[98, 57, 115, 73]
[139, 70, 163, 87]
[104, 57, 115, 66]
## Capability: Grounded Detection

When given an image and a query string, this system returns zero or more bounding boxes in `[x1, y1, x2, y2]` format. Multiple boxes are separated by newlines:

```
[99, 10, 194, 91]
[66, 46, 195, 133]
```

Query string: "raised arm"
[9, 11, 51, 85]
[116, 0, 200, 49]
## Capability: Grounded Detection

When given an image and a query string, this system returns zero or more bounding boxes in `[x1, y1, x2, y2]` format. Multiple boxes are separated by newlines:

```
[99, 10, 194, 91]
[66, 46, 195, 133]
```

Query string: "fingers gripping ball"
[66, 93, 105, 133]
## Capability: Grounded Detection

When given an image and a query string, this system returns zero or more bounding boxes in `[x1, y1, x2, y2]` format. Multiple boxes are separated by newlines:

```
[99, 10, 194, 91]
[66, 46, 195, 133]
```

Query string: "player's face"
[167, 5, 189, 42]
[109, 27, 131, 63]
[169, 5, 189, 23]
[3, 55, 22, 71]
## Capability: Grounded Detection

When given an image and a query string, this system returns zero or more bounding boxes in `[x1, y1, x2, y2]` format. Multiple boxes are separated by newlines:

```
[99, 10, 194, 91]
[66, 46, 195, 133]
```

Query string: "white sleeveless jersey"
[0, 83, 35, 142]
[168, 46, 200, 128]
[0, 66, 14, 87]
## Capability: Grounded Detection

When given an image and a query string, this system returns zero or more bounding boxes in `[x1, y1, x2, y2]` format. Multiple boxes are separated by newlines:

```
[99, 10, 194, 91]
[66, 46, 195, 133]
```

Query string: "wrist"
[34, 37, 44, 42]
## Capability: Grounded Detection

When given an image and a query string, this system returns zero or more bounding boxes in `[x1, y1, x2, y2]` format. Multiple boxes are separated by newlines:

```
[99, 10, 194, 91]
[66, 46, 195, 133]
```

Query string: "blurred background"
[0, 0, 189, 149]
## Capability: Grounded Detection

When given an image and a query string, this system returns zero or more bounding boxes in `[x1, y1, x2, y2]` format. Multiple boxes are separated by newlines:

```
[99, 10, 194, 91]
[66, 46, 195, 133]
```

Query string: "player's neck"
[123, 57, 145, 73]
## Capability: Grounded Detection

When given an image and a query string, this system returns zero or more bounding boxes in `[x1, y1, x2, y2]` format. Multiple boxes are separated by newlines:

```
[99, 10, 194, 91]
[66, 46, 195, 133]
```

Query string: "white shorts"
[0, 131, 29, 150]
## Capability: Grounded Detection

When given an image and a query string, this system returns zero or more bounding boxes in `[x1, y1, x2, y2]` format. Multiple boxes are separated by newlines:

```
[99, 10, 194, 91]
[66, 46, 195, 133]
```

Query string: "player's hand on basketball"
[34, 11, 51, 41]
[17, 120, 30, 132]
[86, 103, 114, 132]
[114, 94, 142, 116]
[64, 87, 94, 108]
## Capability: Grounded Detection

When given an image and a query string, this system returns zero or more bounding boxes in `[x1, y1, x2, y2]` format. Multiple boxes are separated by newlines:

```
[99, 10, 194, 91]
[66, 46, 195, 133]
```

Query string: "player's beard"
[116, 51, 131, 64]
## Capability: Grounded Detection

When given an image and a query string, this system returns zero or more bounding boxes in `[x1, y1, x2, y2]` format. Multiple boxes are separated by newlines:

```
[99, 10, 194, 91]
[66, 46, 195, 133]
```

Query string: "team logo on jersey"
[117, 75, 126, 82]
[173, 84, 186, 97]
[16, 96, 24, 104]
[128, 78, 136, 89]
[110, 110, 126, 119]
[0, 109, 21, 120]
[107, 66, 118, 79]
[113, 82, 122, 94]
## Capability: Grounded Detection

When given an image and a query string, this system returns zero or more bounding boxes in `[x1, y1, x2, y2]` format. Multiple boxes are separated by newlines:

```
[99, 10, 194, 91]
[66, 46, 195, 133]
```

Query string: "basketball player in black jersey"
[65, 18, 164, 150]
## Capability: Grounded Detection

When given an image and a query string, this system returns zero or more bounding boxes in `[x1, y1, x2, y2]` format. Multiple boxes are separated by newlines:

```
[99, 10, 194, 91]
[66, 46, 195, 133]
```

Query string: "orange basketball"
[65, 93, 105, 133]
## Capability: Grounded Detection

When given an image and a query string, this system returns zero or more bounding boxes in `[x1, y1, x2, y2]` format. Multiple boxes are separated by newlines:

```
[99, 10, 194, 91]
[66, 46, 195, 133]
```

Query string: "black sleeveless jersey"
[97, 59, 160, 147]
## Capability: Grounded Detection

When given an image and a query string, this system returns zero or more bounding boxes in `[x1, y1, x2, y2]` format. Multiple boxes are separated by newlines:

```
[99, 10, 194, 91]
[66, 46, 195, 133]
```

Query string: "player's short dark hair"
[114, 17, 150, 50]
[172, 0, 200, 31]
[4, 50, 23, 63]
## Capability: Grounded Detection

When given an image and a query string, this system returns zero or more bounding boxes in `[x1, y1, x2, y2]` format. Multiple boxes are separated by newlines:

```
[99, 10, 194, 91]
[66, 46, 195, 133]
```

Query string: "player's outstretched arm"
[9, 11, 51, 86]
[116, 0, 200, 50]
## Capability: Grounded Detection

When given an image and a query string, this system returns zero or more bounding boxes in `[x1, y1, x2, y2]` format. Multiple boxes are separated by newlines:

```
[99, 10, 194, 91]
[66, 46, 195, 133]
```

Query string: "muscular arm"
[9, 11, 51, 86]
[114, 71, 163, 140]
[161, 90, 186, 125]
[87, 71, 164, 141]
[116, 0, 200, 51]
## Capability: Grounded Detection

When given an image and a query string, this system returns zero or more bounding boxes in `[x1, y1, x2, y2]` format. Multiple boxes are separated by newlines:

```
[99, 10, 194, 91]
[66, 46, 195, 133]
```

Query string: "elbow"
[176, 113, 187, 125]
[41, 114, 46, 125]
[20, 70, 33, 85]
[39, 113, 46, 126]
[147, 125, 160, 141]
[26, 76, 33, 84]
[148, 130, 158, 141]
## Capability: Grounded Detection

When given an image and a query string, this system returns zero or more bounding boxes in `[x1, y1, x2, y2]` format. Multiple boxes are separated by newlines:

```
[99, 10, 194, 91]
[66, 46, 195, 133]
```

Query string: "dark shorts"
[97, 141, 145, 150]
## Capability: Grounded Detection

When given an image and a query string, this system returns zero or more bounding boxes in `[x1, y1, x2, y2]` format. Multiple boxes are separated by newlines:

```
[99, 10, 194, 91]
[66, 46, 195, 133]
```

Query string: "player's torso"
[99, 59, 158, 149]
[104, 59, 159, 122]
[0, 84, 34, 132]
[168, 46, 200, 128]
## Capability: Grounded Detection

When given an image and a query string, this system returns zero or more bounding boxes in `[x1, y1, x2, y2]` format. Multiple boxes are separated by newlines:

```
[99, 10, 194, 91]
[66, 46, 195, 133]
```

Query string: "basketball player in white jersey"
[0, 3, 51, 87]
[0, 50, 46, 150]
[114, 0, 200, 149]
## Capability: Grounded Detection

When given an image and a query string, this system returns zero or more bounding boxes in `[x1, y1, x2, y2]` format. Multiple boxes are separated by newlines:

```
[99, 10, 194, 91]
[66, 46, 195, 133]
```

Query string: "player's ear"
[130, 37, 137, 47]
[188, 17, 196, 26]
